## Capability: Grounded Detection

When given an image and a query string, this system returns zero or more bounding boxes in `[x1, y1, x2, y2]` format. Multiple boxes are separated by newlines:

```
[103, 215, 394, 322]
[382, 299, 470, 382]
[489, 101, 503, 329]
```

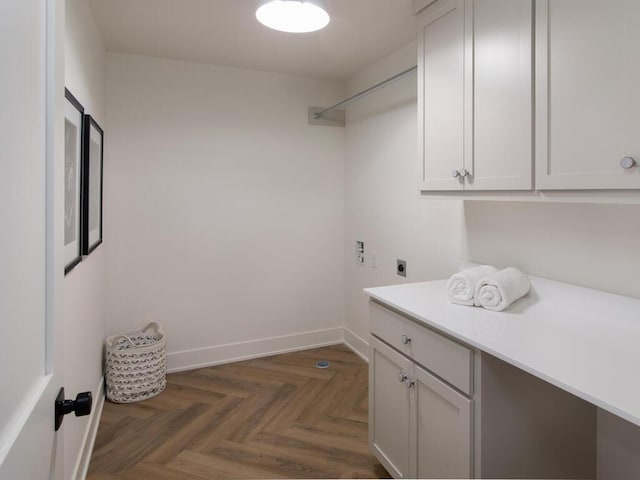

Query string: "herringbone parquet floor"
[87, 344, 390, 479]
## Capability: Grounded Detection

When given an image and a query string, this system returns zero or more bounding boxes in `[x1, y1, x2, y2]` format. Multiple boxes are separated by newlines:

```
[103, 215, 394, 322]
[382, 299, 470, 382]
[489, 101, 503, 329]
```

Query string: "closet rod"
[313, 65, 418, 119]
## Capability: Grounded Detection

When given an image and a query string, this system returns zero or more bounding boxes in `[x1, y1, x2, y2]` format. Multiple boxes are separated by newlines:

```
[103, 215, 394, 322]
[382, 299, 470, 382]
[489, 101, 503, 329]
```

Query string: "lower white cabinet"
[369, 336, 412, 478]
[368, 299, 598, 479]
[369, 336, 472, 479]
[414, 363, 472, 479]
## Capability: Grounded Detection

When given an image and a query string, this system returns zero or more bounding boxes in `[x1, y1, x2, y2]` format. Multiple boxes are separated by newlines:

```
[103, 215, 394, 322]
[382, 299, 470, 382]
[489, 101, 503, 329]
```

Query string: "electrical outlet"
[356, 241, 365, 265]
[397, 259, 406, 277]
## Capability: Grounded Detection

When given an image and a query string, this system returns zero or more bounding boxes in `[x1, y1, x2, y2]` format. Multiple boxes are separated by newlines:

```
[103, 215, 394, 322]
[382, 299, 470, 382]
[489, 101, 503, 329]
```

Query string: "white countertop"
[364, 276, 640, 427]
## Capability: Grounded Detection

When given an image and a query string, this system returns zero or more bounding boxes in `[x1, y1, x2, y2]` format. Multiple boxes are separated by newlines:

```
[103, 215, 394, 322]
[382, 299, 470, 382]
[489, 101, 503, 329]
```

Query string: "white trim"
[166, 327, 344, 373]
[343, 327, 369, 363]
[73, 378, 105, 480]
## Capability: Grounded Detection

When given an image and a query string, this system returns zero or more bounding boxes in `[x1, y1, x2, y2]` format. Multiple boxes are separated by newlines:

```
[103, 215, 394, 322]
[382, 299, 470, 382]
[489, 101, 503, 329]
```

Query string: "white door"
[369, 336, 412, 479]
[418, 0, 466, 191]
[536, 0, 640, 189]
[466, 0, 533, 191]
[0, 0, 65, 478]
[413, 364, 472, 479]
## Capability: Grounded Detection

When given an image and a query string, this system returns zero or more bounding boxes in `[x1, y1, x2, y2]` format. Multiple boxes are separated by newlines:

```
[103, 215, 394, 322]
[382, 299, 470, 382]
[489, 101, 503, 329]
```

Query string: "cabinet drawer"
[370, 300, 473, 395]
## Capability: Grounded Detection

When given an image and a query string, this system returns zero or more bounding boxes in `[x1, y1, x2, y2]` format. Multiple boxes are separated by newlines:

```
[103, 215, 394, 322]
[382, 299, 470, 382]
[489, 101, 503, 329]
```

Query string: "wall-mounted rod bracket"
[308, 107, 345, 127]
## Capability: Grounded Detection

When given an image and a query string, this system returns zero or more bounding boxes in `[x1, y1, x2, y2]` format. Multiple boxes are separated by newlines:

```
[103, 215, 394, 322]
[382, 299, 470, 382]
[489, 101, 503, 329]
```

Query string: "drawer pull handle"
[401, 335, 411, 345]
[398, 372, 408, 383]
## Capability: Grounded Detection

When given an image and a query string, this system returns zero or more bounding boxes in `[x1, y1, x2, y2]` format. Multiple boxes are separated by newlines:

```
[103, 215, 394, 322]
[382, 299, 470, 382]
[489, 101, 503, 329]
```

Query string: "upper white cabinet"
[470, 0, 533, 190]
[418, 0, 533, 191]
[535, 0, 640, 189]
[418, 0, 465, 191]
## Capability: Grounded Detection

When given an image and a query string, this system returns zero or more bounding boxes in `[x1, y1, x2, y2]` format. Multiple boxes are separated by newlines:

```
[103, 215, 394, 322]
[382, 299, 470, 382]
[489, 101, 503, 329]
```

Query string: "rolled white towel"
[474, 267, 531, 311]
[447, 265, 499, 306]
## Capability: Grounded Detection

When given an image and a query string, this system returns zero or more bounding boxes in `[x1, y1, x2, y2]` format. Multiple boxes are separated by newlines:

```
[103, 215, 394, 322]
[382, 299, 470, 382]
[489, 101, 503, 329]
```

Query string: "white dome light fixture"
[256, 0, 330, 33]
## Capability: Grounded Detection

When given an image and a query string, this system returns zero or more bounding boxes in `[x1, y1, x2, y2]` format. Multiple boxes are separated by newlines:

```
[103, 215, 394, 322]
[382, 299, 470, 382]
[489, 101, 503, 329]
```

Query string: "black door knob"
[54, 388, 92, 431]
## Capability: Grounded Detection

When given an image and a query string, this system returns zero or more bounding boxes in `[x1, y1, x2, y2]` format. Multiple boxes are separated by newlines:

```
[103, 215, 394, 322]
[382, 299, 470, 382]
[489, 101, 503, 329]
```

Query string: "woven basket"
[105, 322, 166, 403]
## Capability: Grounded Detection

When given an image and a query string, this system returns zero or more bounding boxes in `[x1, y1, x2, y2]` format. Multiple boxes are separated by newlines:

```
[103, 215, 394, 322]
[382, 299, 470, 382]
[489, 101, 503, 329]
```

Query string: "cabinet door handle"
[459, 168, 469, 178]
[452, 169, 460, 178]
[405, 379, 415, 389]
[398, 372, 408, 383]
[621, 157, 636, 169]
[401, 334, 411, 345]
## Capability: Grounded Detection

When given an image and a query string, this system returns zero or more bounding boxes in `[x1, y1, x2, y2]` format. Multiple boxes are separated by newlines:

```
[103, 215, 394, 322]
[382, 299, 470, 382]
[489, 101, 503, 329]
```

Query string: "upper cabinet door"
[418, 0, 465, 191]
[466, 0, 533, 190]
[536, 0, 640, 189]
[418, 0, 533, 192]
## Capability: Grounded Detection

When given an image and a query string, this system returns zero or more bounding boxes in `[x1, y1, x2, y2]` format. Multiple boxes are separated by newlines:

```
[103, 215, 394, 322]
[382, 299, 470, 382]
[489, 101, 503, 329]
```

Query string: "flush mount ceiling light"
[256, 0, 330, 33]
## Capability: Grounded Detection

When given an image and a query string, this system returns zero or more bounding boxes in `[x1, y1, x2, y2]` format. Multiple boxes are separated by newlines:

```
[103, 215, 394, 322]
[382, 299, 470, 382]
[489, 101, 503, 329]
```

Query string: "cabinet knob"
[401, 334, 411, 345]
[398, 372, 408, 383]
[620, 157, 636, 169]
[452, 169, 460, 178]
[459, 168, 469, 178]
[405, 379, 415, 389]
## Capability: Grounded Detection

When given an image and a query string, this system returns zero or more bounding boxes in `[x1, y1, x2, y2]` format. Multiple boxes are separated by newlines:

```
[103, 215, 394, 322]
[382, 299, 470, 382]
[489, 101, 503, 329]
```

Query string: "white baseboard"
[74, 377, 105, 480]
[167, 327, 345, 373]
[343, 327, 369, 363]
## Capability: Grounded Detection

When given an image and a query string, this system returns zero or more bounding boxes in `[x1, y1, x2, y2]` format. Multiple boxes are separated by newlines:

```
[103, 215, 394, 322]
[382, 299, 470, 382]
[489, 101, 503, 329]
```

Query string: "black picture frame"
[64, 89, 84, 274]
[82, 115, 104, 255]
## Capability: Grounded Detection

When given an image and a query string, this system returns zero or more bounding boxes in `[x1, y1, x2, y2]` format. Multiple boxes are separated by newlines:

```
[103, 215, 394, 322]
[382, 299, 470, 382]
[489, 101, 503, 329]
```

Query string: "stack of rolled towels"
[447, 265, 530, 312]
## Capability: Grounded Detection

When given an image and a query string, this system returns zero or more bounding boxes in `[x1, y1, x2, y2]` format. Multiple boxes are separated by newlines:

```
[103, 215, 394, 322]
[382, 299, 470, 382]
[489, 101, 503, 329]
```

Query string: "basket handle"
[142, 322, 163, 335]
[109, 323, 163, 347]
[110, 335, 137, 348]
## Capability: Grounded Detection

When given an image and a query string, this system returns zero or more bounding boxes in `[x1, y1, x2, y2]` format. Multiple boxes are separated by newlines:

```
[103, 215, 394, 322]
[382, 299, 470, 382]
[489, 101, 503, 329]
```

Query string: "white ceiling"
[90, 0, 418, 80]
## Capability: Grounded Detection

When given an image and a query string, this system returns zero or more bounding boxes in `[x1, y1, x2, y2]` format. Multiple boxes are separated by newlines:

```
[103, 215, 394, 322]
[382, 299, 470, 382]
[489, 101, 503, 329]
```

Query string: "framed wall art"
[82, 115, 104, 255]
[64, 89, 84, 274]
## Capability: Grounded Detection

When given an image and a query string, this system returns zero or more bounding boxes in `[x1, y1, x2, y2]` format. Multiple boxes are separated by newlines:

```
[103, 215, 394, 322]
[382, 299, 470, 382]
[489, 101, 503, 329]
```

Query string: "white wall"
[343, 42, 462, 357]
[105, 54, 346, 370]
[462, 201, 640, 298]
[64, 0, 107, 477]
